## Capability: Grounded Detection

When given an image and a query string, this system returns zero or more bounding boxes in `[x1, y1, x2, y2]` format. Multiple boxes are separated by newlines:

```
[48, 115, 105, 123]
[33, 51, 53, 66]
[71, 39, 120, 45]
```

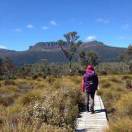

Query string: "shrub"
[0, 118, 3, 126]
[46, 76, 56, 84]
[32, 74, 39, 80]
[18, 90, 42, 105]
[0, 76, 83, 131]
[121, 75, 131, 80]
[0, 96, 14, 106]
[22, 87, 81, 129]
[4, 80, 16, 86]
[110, 77, 121, 83]
[100, 70, 108, 75]
[125, 79, 132, 89]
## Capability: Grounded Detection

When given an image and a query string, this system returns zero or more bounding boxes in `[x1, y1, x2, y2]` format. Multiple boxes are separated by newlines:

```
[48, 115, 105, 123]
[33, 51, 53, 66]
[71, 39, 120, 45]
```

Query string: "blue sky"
[0, 0, 132, 51]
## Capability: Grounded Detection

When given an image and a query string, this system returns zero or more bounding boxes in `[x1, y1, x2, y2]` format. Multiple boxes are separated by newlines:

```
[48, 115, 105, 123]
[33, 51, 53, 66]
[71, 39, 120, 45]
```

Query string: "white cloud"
[42, 26, 49, 30]
[121, 24, 130, 30]
[15, 28, 22, 32]
[96, 18, 110, 24]
[0, 44, 7, 49]
[85, 36, 97, 41]
[26, 24, 34, 29]
[50, 20, 57, 26]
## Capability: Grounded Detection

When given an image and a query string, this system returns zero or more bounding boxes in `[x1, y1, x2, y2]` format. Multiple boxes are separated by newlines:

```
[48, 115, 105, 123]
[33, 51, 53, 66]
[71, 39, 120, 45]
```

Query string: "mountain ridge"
[0, 41, 126, 66]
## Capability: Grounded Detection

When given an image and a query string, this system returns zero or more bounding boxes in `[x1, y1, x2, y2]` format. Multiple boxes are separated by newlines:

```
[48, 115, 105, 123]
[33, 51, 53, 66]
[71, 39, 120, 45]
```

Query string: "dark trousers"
[85, 91, 96, 111]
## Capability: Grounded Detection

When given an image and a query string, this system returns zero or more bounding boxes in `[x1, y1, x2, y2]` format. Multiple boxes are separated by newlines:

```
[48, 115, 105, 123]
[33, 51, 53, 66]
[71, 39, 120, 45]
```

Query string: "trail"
[76, 93, 108, 132]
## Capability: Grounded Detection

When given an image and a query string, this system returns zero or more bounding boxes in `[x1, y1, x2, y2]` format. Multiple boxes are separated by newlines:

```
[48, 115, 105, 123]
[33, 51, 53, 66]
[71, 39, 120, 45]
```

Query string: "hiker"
[81, 65, 98, 113]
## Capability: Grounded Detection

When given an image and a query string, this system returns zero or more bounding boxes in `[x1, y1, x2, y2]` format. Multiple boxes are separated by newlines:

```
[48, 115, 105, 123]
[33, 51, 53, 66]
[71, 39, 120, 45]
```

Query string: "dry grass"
[0, 76, 83, 131]
[106, 117, 132, 132]
[98, 75, 132, 131]
[116, 93, 132, 117]
[1, 120, 73, 132]
[1, 74, 131, 131]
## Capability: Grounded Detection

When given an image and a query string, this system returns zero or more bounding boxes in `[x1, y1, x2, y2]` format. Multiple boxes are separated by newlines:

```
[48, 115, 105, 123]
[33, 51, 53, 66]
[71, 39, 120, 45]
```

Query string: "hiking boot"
[91, 110, 95, 114]
[87, 109, 90, 112]
[86, 107, 89, 112]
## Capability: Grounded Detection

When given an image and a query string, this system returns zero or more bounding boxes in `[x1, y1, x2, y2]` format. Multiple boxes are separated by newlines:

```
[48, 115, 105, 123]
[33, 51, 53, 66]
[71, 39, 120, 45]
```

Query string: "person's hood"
[86, 65, 95, 73]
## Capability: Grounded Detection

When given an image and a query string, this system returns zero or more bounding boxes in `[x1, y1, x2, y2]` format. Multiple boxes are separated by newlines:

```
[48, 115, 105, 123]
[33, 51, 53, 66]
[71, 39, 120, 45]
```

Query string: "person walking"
[81, 65, 98, 113]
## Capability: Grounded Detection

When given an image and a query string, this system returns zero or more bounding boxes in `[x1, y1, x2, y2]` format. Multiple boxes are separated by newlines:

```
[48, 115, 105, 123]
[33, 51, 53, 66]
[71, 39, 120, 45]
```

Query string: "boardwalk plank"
[76, 94, 108, 132]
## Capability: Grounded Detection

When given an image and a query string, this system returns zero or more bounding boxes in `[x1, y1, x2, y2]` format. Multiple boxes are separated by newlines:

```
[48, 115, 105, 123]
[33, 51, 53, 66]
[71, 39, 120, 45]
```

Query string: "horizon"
[0, 0, 132, 51]
[0, 40, 128, 51]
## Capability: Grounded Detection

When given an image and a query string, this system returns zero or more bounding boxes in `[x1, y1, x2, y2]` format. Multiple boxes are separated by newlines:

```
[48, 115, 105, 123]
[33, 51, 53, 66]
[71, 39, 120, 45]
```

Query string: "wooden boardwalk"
[76, 94, 108, 132]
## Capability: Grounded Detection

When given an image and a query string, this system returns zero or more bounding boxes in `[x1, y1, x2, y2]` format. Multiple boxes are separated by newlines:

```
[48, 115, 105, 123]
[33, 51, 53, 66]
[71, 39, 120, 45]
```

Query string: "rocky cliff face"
[0, 41, 126, 66]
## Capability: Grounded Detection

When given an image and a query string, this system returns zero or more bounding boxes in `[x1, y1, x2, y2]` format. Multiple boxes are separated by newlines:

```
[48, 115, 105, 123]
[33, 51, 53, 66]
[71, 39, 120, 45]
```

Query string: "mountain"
[29, 42, 61, 51]
[80, 41, 126, 61]
[0, 41, 126, 66]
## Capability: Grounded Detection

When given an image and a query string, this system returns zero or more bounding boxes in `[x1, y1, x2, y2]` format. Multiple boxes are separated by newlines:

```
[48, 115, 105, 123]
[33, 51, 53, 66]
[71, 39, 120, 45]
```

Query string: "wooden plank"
[76, 94, 108, 132]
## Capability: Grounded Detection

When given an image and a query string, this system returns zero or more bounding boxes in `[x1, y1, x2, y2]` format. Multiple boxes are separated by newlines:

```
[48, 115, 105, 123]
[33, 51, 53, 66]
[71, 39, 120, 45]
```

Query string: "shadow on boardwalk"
[76, 94, 108, 132]
[78, 105, 109, 120]
[95, 109, 109, 121]
[75, 129, 86, 132]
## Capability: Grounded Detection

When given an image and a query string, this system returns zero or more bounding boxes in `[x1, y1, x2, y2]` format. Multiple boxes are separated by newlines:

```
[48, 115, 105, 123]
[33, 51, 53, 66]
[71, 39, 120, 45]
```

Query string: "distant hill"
[80, 41, 126, 61]
[0, 41, 126, 66]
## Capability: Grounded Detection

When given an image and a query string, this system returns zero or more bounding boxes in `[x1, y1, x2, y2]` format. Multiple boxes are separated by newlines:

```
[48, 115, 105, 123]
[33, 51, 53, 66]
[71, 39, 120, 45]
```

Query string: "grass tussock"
[1, 74, 131, 131]
[4, 80, 16, 86]
[99, 75, 132, 131]
[116, 93, 132, 117]
[1, 119, 73, 132]
[0, 76, 83, 131]
[106, 117, 132, 132]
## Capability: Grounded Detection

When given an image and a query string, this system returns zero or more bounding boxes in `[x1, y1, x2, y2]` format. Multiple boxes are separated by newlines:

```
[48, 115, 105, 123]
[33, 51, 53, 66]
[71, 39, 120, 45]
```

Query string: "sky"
[0, 0, 132, 51]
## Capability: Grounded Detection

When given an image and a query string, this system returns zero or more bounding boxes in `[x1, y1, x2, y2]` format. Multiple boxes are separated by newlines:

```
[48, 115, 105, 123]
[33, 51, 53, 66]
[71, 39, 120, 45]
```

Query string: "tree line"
[0, 32, 132, 79]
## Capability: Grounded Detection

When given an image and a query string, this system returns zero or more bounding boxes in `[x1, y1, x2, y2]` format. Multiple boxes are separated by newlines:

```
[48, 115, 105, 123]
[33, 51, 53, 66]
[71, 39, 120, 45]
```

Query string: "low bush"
[110, 77, 121, 83]
[125, 79, 132, 89]
[121, 75, 132, 80]
[32, 74, 39, 80]
[0, 76, 83, 131]
[18, 90, 42, 105]
[22, 87, 81, 129]
[0, 96, 14, 106]
[46, 76, 56, 84]
[4, 80, 16, 86]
